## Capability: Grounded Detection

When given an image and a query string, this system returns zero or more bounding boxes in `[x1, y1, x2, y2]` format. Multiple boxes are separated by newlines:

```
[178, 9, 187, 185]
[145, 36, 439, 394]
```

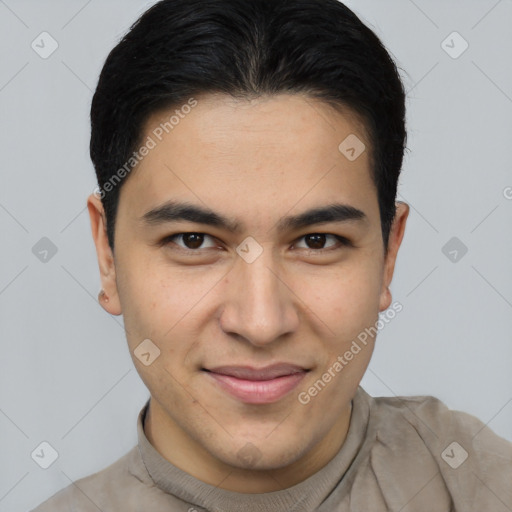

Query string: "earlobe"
[379, 286, 392, 312]
[87, 193, 122, 316]
[98, 289, 110, 303]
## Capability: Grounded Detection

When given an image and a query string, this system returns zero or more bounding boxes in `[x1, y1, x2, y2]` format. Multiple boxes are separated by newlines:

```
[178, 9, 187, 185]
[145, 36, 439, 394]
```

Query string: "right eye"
[161, 232, 219, 251]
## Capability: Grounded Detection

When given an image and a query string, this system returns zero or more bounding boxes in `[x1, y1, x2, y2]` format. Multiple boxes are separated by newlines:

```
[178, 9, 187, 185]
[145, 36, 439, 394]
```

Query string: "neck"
[144, 399, 353, 493]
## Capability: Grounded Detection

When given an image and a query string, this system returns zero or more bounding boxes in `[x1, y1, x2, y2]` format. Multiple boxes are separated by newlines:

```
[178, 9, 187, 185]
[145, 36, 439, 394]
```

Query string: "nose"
[219, 249, 300, 347]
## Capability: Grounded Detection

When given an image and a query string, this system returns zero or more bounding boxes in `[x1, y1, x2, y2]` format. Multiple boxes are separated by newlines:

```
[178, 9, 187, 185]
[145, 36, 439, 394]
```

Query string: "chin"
[211, 433, 307, 471]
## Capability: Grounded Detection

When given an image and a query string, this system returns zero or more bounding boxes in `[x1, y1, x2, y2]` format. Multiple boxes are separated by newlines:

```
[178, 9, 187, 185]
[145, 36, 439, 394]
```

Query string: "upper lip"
[204, 363, 308, 381]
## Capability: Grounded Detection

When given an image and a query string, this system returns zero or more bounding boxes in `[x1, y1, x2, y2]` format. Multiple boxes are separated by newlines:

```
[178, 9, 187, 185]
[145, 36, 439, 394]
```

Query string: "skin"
[87, 93, 409, 493]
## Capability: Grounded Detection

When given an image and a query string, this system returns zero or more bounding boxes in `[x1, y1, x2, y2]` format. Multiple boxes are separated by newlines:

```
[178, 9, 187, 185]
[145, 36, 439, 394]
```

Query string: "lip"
[203, 364, 309, 404]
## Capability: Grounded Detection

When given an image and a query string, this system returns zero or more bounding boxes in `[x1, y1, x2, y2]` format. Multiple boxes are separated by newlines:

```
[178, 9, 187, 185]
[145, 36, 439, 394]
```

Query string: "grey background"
[0, 1, 511, 510]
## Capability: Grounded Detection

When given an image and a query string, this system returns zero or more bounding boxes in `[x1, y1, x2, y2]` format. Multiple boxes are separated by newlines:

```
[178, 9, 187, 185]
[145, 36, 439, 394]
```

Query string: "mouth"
[201, 363, 310, 404]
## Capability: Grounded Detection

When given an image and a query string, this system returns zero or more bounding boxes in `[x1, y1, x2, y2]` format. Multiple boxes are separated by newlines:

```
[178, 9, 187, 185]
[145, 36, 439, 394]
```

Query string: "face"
[88, 93, 408, 488]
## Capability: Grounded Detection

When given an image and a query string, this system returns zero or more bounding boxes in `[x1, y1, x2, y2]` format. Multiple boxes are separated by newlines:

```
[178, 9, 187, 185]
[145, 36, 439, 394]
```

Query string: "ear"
[87, 193, 122, 315]
[379, 201, 409, 312]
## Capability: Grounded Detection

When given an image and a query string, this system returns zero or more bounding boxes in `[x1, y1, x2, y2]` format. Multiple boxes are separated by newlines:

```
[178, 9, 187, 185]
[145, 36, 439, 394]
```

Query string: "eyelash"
[160, 232, 352, 253]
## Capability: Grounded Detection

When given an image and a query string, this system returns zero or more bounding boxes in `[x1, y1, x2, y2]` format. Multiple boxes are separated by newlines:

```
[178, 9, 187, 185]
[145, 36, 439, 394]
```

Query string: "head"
[88, 0, 409, 488]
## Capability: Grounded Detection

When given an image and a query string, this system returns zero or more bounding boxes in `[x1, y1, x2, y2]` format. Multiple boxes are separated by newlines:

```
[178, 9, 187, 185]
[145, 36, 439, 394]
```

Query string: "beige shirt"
[32, 386, 512, 511]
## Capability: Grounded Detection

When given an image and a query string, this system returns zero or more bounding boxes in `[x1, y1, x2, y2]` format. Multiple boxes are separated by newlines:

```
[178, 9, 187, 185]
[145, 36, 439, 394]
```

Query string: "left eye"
[295, 233, 345, 250]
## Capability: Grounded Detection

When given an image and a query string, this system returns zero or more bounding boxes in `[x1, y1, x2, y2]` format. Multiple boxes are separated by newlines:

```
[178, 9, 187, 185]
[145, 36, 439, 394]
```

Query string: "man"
[32, 0, 512, 510]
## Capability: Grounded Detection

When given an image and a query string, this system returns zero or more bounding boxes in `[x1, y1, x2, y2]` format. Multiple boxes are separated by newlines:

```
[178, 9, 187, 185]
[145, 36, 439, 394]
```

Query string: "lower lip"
[204, 371, 307, 404]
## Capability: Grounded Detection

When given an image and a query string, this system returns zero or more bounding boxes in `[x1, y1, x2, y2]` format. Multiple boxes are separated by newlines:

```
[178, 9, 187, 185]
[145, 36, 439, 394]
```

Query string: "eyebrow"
[140, 200, 367, 233]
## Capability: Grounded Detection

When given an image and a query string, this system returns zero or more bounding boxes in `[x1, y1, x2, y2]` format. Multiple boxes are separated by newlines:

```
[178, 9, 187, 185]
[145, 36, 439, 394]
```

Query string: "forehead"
[118, 93, 378, 224]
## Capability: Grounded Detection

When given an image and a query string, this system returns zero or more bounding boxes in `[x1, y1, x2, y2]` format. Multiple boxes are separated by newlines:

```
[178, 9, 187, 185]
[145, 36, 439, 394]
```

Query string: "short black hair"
[90, 0, 407, 251]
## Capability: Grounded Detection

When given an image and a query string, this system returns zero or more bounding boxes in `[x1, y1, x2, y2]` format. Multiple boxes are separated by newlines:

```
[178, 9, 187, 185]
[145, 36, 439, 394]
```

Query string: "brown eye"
[295, 233, 355, 255]
[182, 233, 204, 249]
[163, 233, 217, 250]
[304, 234, 327, 249]
[294, 233, 350, 252]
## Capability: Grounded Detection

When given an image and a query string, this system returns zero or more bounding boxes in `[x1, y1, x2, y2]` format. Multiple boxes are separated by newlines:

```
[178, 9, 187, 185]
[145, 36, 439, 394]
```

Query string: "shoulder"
[30, 446, 150, 512]
[371, 391, 512, 457]
[368, 391, 512, 510]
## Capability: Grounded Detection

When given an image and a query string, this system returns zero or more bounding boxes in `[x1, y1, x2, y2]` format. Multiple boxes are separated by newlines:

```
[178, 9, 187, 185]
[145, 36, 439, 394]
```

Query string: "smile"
[202, 364, 309, 404]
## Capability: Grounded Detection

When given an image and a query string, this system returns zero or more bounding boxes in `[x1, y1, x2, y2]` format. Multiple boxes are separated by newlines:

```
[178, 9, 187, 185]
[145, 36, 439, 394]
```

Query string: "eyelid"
[293, 233, 353, 251]
[161, 232, 220, 250]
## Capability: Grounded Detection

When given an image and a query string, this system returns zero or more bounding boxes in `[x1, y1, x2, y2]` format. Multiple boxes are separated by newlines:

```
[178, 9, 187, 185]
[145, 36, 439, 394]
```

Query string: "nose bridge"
[220, 246, 298, 345]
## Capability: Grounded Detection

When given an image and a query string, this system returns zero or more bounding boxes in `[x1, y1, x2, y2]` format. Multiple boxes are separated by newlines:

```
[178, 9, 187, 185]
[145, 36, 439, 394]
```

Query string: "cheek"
[116, 263, 204, 393]
[292, 255, 383, 340]
[116, 251, 185, 330]
[116, 253, 218, 353]
[114, 251, 174, 347]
